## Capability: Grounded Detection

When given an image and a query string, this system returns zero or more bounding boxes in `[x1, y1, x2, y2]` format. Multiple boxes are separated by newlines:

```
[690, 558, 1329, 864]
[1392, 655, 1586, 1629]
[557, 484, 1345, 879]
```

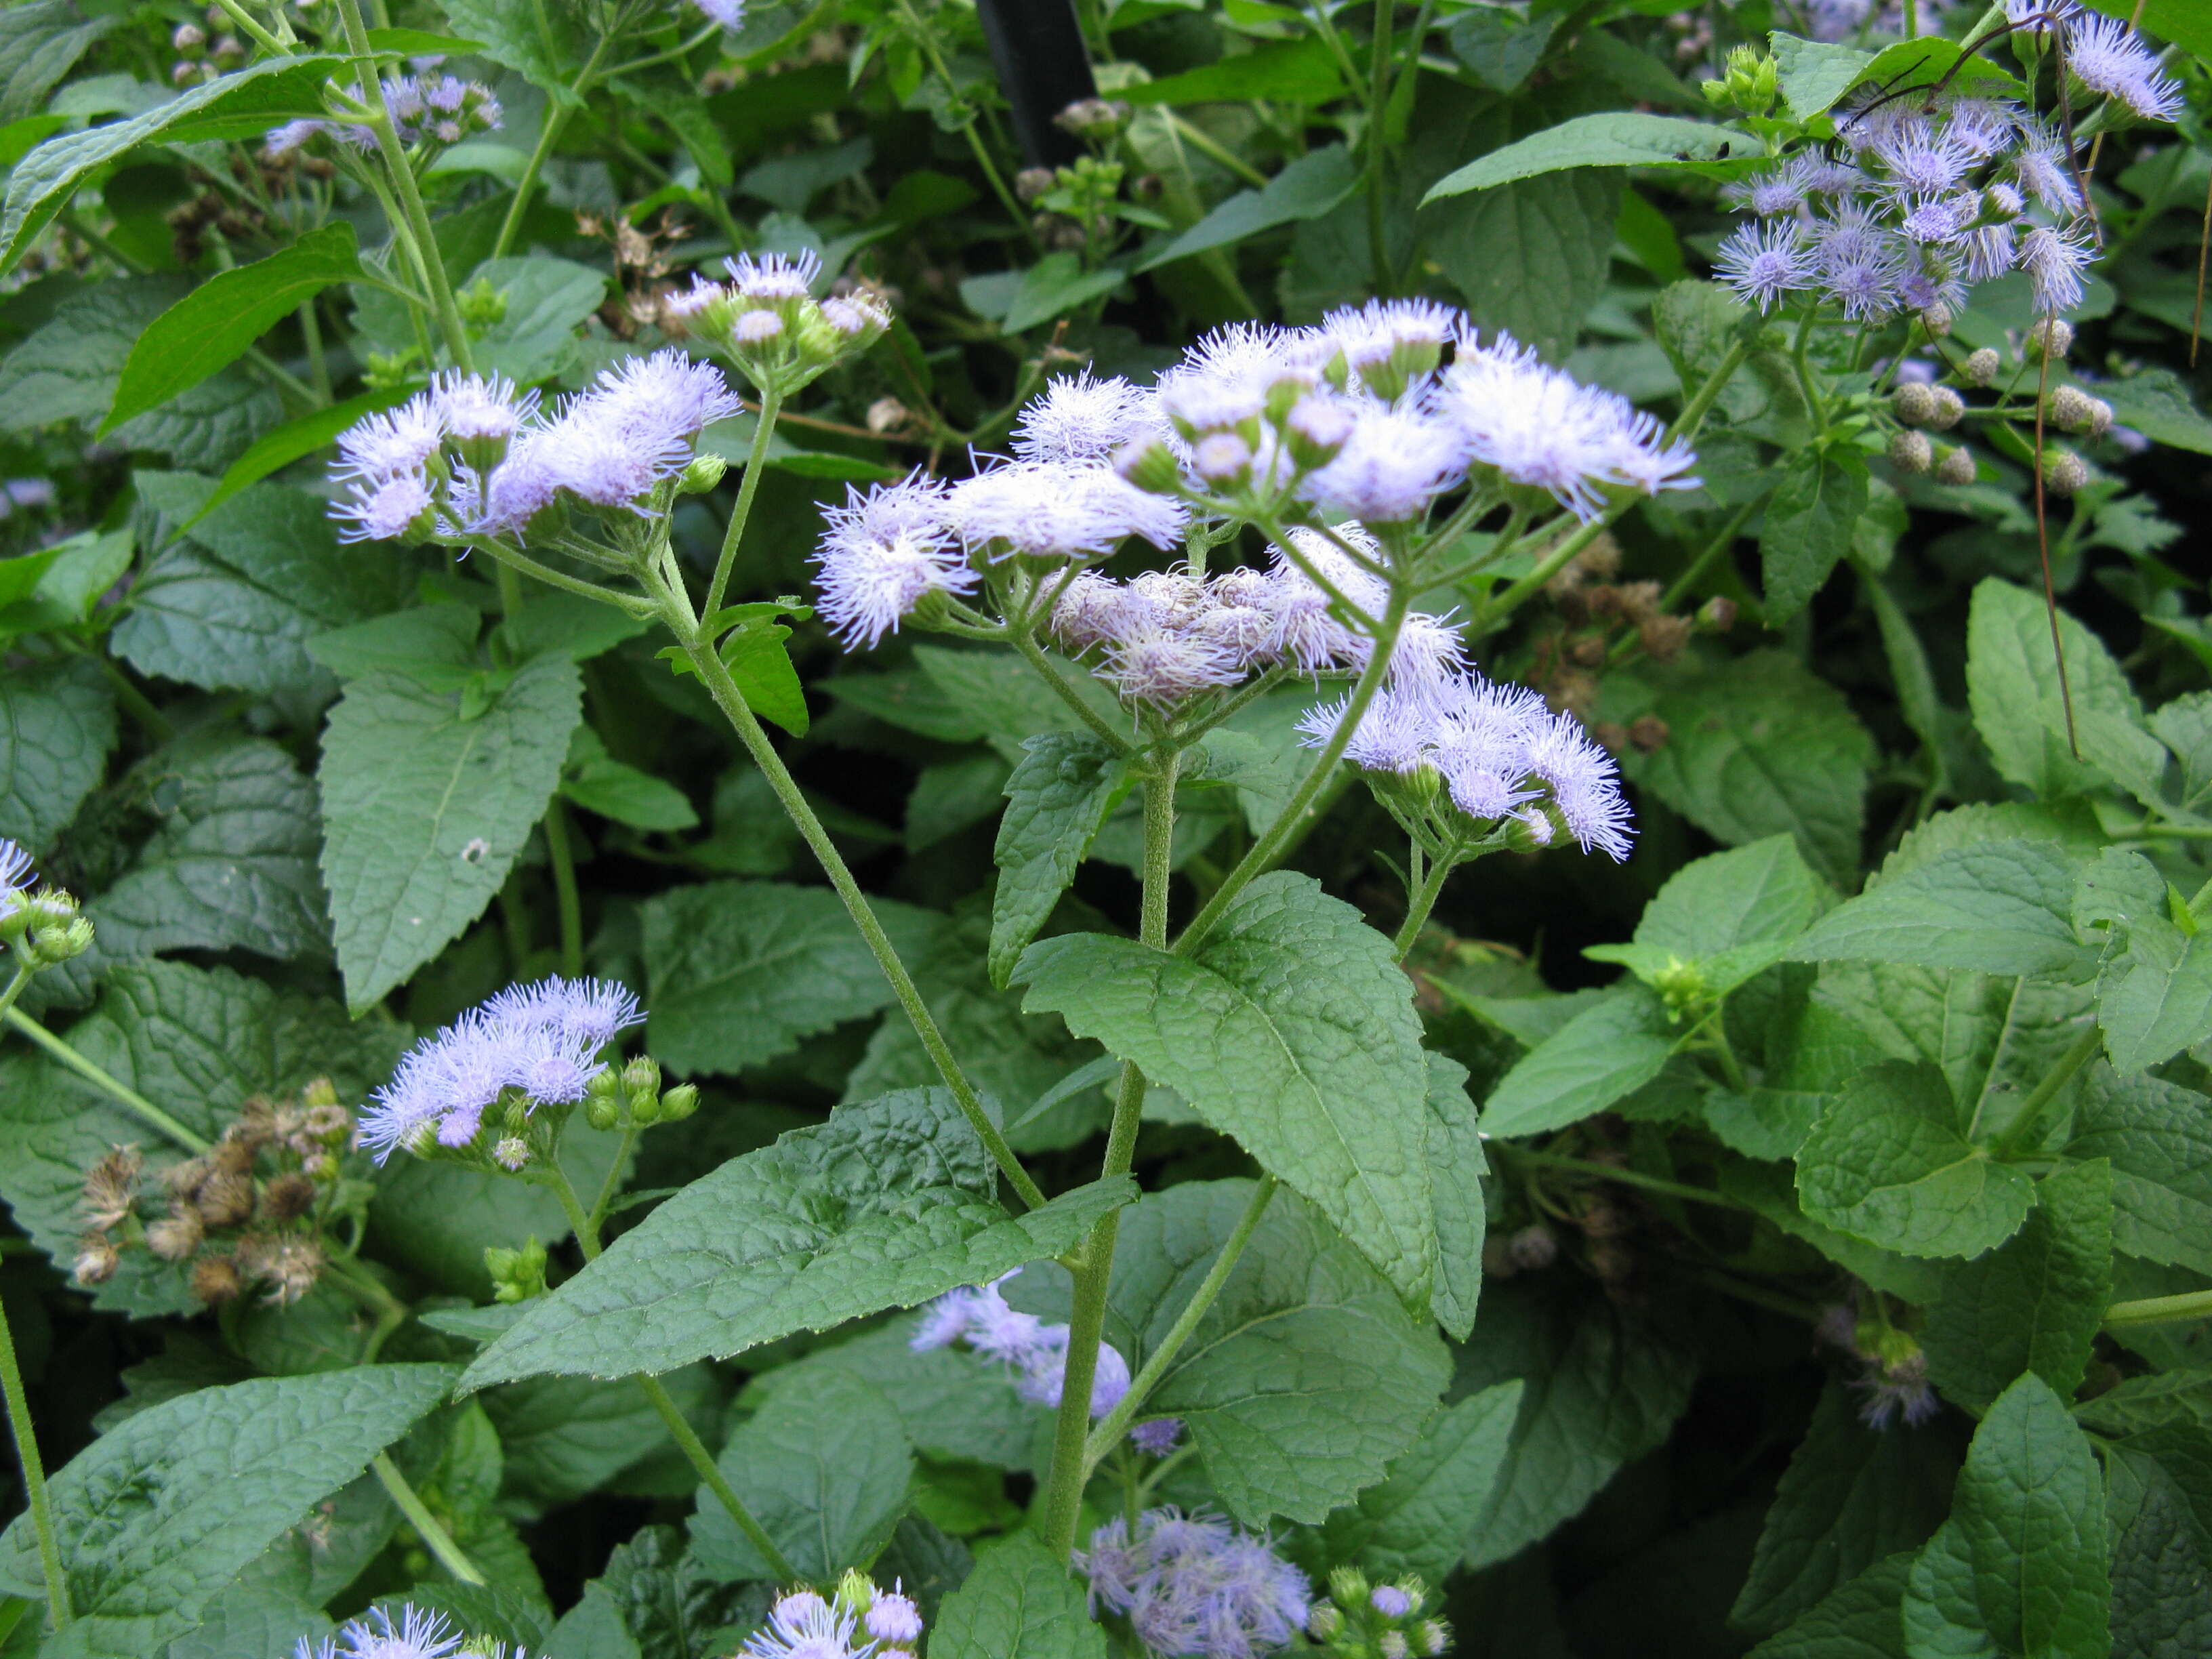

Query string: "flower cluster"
[0, 840, 93, 971]
[742, 1574, 924, 1659]
[667, 249, 892, 396]
[262, 117, 375, 160]
[361, 977, 642, 1163]
[1079, 1508, 1311, 1659]
[1296, 656, 1635, 860]
[298, 1605, 473, 1659]
[1715, 20, 2179, 327]
[381, 73, 503, 147]
[913, 1273, 1132, 1420]
[1305, 1567, 1452, 1659]
[330, 351, 739, 544]
[1801, 0, 1952, 43]
[1816, 1302, 1942, 1429]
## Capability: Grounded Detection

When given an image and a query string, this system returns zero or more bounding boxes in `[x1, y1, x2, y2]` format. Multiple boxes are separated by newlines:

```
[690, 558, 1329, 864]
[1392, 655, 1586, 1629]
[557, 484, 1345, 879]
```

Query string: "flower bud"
[2028, 317, 2072, 361]
[660, 1082, 700, 1122]
[173, 22, 207, 49]
[456, 274, 507, 328]
[623, 1054, 660, 1096]
[1382, 1633, 1410, 1659]
[680, 453, 727, 495]
[1933, 444, 1976, 486]
[628, 1087, 662, 1126]
[1919, 303, 1953, 338]
[1307, 1604, 1343, 1641]
[1963, 346, 2000, 387]
[1502, 804, 1561, 854]
[1419, 1618, 1451, 1656]
[1926, 385, 1965, 430]
[1888, 428, 1933, 473]
[1115, 439, 1185, 495]
[2047, 384, 2091, 432]
[1891, 382, 1935, 426]
[211, 34, 243, 61]
[1329, 1565, 1370, 1607]
[487, 1235, 548, 1303]
[2043, 449, 2089, 495]
[1015, 167, 1057, 203]
[493, 1136, 530, 1170]
[587, 1065, 623, 1100]
[1699, 595, 1738, 632]
[1054, 97, 1131, 140]
[584, 1094, 619, 1132]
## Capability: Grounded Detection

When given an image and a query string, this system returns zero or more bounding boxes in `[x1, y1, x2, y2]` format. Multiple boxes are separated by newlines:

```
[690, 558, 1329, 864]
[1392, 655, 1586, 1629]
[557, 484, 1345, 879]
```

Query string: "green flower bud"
[457, 274, 507, 329]
[1963, 346, 2000, 387]
[628, 1087, 662, 1126]
[680, 453, 727, 495]
[623, 1054, 661, 1096]
[1926, 385, 1965, 430]
[1891, 383, 1935, 426]
[660, 1082, 700, 1122]
[584, 1094, 620, 1132]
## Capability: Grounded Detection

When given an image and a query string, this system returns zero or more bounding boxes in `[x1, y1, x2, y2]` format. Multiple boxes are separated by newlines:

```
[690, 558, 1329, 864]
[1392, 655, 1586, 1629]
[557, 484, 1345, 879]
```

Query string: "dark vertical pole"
[972, 0, 1098, 169]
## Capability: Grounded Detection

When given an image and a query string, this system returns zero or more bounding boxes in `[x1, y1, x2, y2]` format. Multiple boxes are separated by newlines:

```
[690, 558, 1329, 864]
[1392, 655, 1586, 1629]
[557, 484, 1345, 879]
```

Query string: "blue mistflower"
[0, 838, 33, 906]
[1080, 1508, 1310, 1659]
[298, 1606, 470, 1659]
[1715, 222, 1815, 313]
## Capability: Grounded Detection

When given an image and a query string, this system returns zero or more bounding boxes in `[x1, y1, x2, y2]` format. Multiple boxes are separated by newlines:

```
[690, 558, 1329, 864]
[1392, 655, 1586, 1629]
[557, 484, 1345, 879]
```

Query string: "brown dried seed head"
[161, 1156, 212, 1199]
[194, 1170, 255, 1229]
[1616, 581, 1664, 626]
[190, 1255, 243, 1305]
[1638, 614, 1692, 663]
[1628, 714, 1672, 753]
[146, 1211, 204, 1262]
[1591, 721, 1631, 754]
[1569, 634, 1607, 668]
[262, 1172, 317, 1222]
[1576, 533, 1623, 581]
[73, 1234, 120, 1286]
[82, 1145, 144, 1229]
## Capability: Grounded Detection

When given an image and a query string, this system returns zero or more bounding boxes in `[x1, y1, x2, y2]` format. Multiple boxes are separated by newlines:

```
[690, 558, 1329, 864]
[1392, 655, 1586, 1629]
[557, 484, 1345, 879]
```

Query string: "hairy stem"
[704, 384, 784, 622]
[1081, 1174, 1275, 1470]
[1042, 748, 1182, 1561]
[0, 1282, 68, 1628]
[1391, 844, 1459, 960]
[372, 1454, 487, 1586]
[644, 578, 1047, 1209]
[1990, 1022, 2102, 1160]
[1175, 586, 1410, 958]
[1011, 627, 1134, 756]
[2, 1010, 211, 1153]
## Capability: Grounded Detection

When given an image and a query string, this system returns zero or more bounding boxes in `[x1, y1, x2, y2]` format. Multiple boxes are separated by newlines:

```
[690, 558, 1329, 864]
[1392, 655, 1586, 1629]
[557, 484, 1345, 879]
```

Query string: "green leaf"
[1120, 35, 1345, 104]
[1902, 1374, 2110, 1659]
[0, 3, 116, 126]
[0, 57, 341, 274]
[1966, 577, 2167, 803]
[115, 476, 411, 699]
[1746, 1554, 1913, 1659]
[1422, 112, 1742, 203]
[1312, 1380, 1523, 1587]
[91, 733, 327, 963]
[1769, 31, 1875, 119]
[1721, 1155, 1950, 1304]
[2064, 1065, 2212, 1276]
[1136, 143, 1359, 272]
[1734, 1383, 1957, 1635]
[0, 1365, 453, 1659]
[0, 655, 113, 851]
[436, 0, 586, 104]
[689, 1368, 912, 1582]
[0, 962, 406, 1317]
[318, 655, 582, 1010]
[1922, 1159, 2112, 1410]
[1427, 167, 1622, 366]
[459, 1088, 1134, 1389]
[1651, 281, 1813, 447]
[363, 27, 488, 54]
[1015, 872, 1437, 1308]
[747, 1322, 1035, 1469]
[310, 603, 481, 687]
[2104, 1438, 2212, 1659]
[564, 729, 699, 832]
[167, 1578, 331, 1659]
[2078, 1370, 2212, 1437]
[2074, 849, 2212, 1073]
[1000, 251, 1130, 333]
[1762, 448, 1868, 624]
[1066, 1179, 1450, 1526]
[640, 879, 941, 1076]
[464, 257, 609, 384]
[1796, 1061, 2034, 1259]
[1424, 1052, 1486, 1343]
[989, 733, 1129, 990]
[186, 387, 415, 527]
[930, 1532, 1109, 1659]
[1789, 841, 2095, 981]
[1586, 834, 1828, 999]
[103, 225, 361, 432]
[912, 644, 1122, 761]
[1, 281, 281, 468]
[1479, 985, 1675, 1139]
[2096, 369, 2212, 456]
[1618, 650, 1875, 884]
[1456, 1280, 1698, 1569]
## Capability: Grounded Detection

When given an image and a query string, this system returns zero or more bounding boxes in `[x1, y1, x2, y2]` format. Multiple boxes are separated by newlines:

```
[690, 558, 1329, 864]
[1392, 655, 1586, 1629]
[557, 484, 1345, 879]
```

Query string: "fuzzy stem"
[2105, 1288, 2212, 1329]
[1080, 1173, 1275, 1471]
[1010, 627, 1134, 756]
[1042, 747, 1181, 1563]
[0, 1280, 68, 1628]
[0, 964, 31, 1029]
[1391, 845, 1458, 960]
[372, 1453, 487, 1586]
[544, 798, 584, 977]
[2, 1010, 211, 1153]
[1174, 585, 1410, 958]
[1989, 1023, 2102, 1160]
[704, 384, 784, 623]
[644, 578, 1047, 1210]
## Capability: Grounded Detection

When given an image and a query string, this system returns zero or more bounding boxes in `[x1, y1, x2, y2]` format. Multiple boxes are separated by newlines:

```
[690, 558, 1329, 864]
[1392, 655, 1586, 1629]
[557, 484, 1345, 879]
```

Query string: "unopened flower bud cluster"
[0, 839, 92, 970]
[1311, 1567, 1451, 1659]
[77, 1080, 355, 1305]
[740, 1575, 924, 1659]
[665, 249, 890, 398]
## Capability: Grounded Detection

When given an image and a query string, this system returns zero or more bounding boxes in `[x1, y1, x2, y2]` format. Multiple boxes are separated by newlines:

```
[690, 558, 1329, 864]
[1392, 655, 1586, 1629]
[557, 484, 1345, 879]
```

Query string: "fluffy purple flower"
[2013, 136, 2083, 216]
[333, 472, 432, 544]
[1523, 710, 1635, 859]
[2020, 224, 2093, 314]
[866, 1589, 923, 1645]
[479, 976, 643, 1050]
[692, 0, 746, 24]
[299, 1605, 466, 1659]
[1371, 1586, 1415, 1619]
[0, 838, 33, 905]
[916, 1276, 1132, 1421]
[726, 249, 821, 300]
[947, 461, 1186, 560]
[2064, 12, 2183, 119]
[1715, 222, 1815, 312]
[741, 1591, 864, 1659]
[1858, 1355, 1942, 1429]
[587, 348, 744, 441]
[1015, 373, 1165, 465]
[1101, 630, 1242, 707]
[432, 370, 535, 443]
[1301, 404, 1461, 523]
[334, 396, 445, 483]
[1080, 1509, 1309, 1659]
[813, 473, 975, 649]
[1131, 1418, 1184, 1456]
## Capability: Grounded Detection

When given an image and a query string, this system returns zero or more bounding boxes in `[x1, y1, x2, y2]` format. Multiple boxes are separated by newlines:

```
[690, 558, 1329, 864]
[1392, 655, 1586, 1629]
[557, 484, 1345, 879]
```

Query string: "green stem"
[1507, 1147, 1748, 1212]
[644, 578, 1046, 1210]
[1162, 112, 1269, 187]
[209, 0, 289, 57]
[1011, 628, 1134, 756]
[335, 0, 474, 372]
[1175, 586, 1410, 958]
[491, 34, 616, 262]
[1391, 844, 1458, 960]
[373, 1454, 485, 1584]
[1363, 0, 1396, 296]
[0, 964, 33, 1030]
[2104, 1288, 2212, 1329]
[469, 540, 655, 613]
[323, 1254, 407, 1361]
[298, 298, 331, 403]
[1042, 747, 1182, 1562]
[0, 1275, 68, 1629]
[544, 798, 583, 977]
[1080, 1174, 1275, 1471]
[3, 1010, 211, 1153]
[1658, 498, 1758, 611]
[704, 384, 784, 623]
[586, 1122, 640, 1235]
[1989, 1023, 2102, 1160]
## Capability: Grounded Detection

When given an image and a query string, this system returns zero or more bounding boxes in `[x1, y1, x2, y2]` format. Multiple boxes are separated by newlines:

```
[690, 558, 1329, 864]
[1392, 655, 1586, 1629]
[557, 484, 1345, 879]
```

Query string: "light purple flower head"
[334, 395, 445, 483]
[1301, 404, 1462, 523]
[2013, 134, 2084, 216]
[1101, 629, 1242, 707]
[1080, 1508, 1310, 1659]
[1715, 221, 1815, 312]
[2020, 224, 2092, 314]
[692, 0, 747, 25]
[333, 472, 433, 544]
[0, 839, 32, 905]
[1130, 1417, 1184, 1456]
[1523, 710, 1635, 859]
[726, 249, 822, 301]
[2064, 12, 2183, 120]
[1015, 373, 1166, 465]
[741, 1591, 865, 1659]
[948, 461, 1187, 561]
[865, 1588, 924, 1645]
[1371, 1586, 1416, 1619]
[479, 976, 643, 1050]
[432, 370, 536, 443]
[813, 472, 975, 649]
[299, 1605, 467, 1659]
